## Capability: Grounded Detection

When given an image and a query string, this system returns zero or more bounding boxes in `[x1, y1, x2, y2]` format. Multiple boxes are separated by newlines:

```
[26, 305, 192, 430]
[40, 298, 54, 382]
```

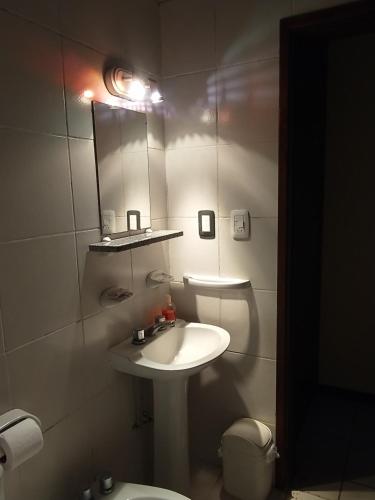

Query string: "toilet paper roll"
[0, 418, 43, 471]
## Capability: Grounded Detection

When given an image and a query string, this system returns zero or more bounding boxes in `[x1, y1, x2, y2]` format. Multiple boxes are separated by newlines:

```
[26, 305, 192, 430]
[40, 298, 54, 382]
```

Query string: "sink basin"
[110, 320, 230, 380]
[110, 320, 230, 496]
[97, 482, 189, 500]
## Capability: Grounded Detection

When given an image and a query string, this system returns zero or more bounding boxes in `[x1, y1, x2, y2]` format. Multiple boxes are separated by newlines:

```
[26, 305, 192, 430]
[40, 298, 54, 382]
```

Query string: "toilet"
[93, 481, 190, 500]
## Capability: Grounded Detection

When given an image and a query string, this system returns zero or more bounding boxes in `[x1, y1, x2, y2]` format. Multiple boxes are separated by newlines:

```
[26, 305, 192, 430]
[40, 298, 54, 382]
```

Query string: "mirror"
[93, 101, 151, 236]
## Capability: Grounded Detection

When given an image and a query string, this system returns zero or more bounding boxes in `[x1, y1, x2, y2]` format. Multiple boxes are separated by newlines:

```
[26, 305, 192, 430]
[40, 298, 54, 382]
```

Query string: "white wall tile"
[69, 138, 100, 231]
[168, 218, 219, 282]
[0, 129, 74, 241]
[18, 408, 92, 500]
[149, 149, 167, 221]
[0, 1, 60, 31]
[171, 282, 220, 326]
[293, 0, 357, 14]
[161, 0, 215, 76]
[61, 0, 160, 75]
[82, 304, 134, 397]
[82, 288, 164, 400]
[163, 71, 217, 149]
[141, 215, 151, 230]
[0, 234, 81, 351]
[166, 146, 218, 217]
[217, 59, 279, 146]
[216, 0, 292, 66]
[0, 11, 66, 135]
[210, 351, 276, 422]
[0, 4, 165, 500]
[63, 40, 109, 139]
[7, 322, 86, 431]
[120, 0, 161, 76]
[152, 219, 168, 230]
[120, 0, 161, 75]
[0, 355, 11, 414]
[0, 0, 60, 30]
[147, 108, 165, 150]
[76, 230, 133, 318]
[219, 217, 278, 290]
[218, 142, 278, 217]
[87, 382, 131, 478]
[221, 289, 277, 358]
[85, 380, 150, 482]
[132, 242, 169, 294]
[189, 351, 276, 462]
[61, 0, 124, 58]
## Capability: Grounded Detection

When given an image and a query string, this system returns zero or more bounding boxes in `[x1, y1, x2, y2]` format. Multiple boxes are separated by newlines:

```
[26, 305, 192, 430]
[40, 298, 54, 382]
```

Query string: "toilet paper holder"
[0, 409, 41, 462]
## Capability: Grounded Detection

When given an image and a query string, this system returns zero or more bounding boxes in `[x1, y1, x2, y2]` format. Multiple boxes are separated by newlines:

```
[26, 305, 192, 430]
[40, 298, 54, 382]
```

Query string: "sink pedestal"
[109, 322, 230, 497]
[153, 378, 190, 496]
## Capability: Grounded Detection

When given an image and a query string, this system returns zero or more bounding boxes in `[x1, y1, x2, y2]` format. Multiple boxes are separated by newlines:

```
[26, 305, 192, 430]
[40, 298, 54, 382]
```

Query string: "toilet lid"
[222, 418, 272, 448]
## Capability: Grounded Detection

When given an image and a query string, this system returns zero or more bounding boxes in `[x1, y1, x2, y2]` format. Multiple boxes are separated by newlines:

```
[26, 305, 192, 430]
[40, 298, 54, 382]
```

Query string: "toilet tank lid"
[222, 418, 272, 448]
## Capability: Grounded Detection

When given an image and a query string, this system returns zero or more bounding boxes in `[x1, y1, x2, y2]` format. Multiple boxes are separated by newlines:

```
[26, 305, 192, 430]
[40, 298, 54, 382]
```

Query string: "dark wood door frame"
[276, 0, 375, 490]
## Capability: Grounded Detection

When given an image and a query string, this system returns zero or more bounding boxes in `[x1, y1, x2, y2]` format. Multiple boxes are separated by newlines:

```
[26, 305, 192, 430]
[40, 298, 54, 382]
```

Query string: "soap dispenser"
[162, 294, 176, 325]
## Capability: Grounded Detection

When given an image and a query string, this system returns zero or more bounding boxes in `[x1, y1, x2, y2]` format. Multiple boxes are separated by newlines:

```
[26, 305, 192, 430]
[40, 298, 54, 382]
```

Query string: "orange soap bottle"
[162, 294, 176, 325]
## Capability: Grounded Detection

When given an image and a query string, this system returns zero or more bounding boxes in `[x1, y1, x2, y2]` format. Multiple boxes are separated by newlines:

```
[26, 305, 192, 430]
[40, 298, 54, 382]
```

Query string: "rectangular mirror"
[93, 101, 151, 237]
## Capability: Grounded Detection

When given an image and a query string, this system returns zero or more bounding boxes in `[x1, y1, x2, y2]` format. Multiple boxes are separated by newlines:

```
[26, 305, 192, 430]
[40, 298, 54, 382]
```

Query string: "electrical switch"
[231, 209, 250, 240]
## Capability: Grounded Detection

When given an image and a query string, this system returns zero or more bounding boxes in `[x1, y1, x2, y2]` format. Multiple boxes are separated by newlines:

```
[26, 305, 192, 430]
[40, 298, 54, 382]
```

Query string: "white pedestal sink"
[110, 320, 230, 496]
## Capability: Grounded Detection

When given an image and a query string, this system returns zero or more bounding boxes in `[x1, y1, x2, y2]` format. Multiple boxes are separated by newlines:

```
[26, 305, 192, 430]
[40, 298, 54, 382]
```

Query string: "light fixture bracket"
[104, 66, 164, 104]
[105, 67, 134, 100]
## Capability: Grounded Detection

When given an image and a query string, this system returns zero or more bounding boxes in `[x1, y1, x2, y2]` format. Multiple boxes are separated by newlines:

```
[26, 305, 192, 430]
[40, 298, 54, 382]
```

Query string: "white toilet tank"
[221, 418, 278, 500]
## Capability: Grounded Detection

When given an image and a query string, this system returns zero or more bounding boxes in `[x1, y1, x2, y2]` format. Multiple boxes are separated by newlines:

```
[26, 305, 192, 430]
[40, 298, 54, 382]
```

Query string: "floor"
[292, 388, 375, 500]
[190, 463, 286, 500]
[191, 389, 375, 500]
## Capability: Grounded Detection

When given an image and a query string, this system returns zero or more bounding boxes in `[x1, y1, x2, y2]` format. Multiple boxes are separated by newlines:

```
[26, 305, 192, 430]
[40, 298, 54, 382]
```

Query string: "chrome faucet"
[146, 315, 168, 337]
[132, 315, 167, 345]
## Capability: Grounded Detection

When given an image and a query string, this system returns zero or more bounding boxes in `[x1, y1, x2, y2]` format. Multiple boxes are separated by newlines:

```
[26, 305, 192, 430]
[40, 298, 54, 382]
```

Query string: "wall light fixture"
[104, 67, 164, 104]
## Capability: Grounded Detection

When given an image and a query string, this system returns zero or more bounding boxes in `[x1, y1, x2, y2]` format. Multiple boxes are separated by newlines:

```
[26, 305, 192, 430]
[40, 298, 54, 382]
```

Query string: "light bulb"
[83, 89, 94, 99]
[128, 79, 146, 101]
[151, 90, 164, 103]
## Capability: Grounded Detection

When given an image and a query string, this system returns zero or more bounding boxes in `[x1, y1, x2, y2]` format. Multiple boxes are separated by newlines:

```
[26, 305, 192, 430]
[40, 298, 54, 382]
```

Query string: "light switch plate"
[231, 209, 250, 240]
[127, 210, 141, 230]
[198, 210, 215, 239]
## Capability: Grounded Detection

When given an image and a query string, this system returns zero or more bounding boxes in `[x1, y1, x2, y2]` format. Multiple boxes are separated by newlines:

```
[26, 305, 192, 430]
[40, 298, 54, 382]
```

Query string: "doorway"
[276, 0, 375, 495]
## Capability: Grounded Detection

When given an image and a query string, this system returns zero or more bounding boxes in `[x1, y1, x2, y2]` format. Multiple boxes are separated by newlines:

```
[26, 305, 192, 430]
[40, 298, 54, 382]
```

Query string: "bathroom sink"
[110, 321, 230, 496]
[110, 320, 230, 381]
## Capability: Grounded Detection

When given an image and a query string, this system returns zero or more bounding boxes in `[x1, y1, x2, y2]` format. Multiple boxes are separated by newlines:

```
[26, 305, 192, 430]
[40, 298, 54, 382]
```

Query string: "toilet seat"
[96, 481, 190, 500]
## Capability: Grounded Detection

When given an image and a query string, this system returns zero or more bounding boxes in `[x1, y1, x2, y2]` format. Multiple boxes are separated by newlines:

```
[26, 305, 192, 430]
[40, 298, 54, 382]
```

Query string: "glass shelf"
[89, 230, 183, 253]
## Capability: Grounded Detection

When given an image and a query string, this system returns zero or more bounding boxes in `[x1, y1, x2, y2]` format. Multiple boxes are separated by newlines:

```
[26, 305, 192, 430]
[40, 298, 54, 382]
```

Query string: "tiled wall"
[160, 0, 357, 464]
[0, 0, 361, 498]
[0, 2, 169, 499]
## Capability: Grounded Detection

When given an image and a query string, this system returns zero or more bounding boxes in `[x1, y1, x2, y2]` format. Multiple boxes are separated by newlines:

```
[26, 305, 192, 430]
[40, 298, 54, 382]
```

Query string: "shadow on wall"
[77, 244, 170, 485]
[171, 283, 262, 464]
[163, 62, 278, 155]
[216, 61, 279, 147]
